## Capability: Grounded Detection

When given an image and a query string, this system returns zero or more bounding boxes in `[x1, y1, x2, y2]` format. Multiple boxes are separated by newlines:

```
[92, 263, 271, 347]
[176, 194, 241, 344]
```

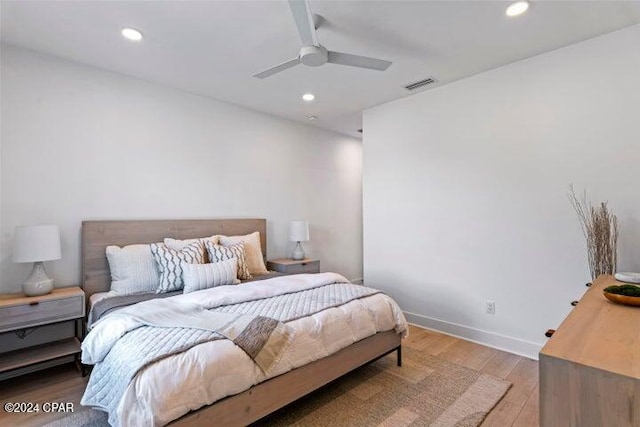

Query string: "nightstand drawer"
[268, 259, 320, 274]
[283, 261, 320, 274]
[0, 295, 84, 333]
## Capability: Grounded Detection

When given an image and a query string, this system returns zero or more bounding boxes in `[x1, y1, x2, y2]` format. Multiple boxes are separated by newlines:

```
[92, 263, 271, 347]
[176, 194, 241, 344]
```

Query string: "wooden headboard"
[81, 219, 267, 299]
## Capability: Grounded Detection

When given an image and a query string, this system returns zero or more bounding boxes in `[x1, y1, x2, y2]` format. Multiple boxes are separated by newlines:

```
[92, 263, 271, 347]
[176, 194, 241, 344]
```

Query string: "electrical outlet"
[485, 300, 496, 315]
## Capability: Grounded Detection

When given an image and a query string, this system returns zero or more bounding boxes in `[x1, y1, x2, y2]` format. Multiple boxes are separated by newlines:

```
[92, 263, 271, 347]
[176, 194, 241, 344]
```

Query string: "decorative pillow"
[204, 241, 251, 280]
[106, 244, 160, 295]
[182, 258, 240, 294]
[150, 242, 205, 293]
[164, 236, 219, 252]
[219, 231, 268, 275]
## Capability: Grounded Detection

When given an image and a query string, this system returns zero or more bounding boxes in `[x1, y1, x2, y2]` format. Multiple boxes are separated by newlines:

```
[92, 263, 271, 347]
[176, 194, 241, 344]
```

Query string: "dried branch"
[568, 185, 618, 279]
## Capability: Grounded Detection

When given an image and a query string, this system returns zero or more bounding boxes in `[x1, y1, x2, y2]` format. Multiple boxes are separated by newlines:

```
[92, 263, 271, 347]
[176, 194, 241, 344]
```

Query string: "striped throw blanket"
[108, 299, 293, 373]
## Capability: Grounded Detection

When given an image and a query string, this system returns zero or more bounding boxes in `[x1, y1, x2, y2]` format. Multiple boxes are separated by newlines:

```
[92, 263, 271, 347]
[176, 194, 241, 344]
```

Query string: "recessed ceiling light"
[506, 0, 530, 17]
[302, 93, 315, 102]
[121, 27, 143, 41]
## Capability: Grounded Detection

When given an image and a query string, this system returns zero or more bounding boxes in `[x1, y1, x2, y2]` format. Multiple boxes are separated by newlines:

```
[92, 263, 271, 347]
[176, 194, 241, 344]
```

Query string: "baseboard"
[350, 277, 364, 285]
[404, 311, 542, 361]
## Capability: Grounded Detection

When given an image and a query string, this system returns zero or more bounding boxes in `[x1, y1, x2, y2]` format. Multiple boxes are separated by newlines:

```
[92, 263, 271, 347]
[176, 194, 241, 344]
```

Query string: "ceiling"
[2, 1, 640, 139]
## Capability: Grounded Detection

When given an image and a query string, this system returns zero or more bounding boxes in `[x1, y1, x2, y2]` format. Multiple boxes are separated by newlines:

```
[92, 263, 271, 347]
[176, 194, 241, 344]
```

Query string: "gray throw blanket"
[87, 291, 180, 327]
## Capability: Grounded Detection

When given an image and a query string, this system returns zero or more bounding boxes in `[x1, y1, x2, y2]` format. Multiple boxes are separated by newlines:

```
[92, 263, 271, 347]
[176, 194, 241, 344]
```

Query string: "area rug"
[43, 347, 510, 427]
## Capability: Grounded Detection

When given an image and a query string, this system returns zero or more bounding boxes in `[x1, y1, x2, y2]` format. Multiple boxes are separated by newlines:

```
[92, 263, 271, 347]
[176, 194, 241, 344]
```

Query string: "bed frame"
[81, 219, 402, 426]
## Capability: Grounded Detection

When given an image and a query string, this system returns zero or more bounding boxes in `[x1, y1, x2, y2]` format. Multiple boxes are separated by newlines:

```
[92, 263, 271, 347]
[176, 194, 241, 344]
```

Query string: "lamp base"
[291, 241, 305, 261]
[22, 262, 54, 296]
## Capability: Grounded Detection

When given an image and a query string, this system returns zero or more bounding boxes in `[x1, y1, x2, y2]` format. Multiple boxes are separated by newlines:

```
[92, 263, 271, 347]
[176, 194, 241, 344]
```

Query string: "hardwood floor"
[0, 324, 539, 426]
[0, 364, 88, 426]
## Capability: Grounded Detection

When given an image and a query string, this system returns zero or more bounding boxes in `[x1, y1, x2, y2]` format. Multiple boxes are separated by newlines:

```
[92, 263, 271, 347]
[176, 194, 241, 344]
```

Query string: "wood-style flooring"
[0, 324, 539, 426]
[403, 325, 539, 427]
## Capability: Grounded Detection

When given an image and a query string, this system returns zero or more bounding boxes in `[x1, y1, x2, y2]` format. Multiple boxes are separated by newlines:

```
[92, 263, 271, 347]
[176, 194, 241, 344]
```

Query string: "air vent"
[404, 77, 438, 91]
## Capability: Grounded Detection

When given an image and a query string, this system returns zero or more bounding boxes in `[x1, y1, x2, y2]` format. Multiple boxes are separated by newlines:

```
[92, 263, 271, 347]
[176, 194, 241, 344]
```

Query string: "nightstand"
[267, 258, 320, 275]
[0, 287, 85, 380]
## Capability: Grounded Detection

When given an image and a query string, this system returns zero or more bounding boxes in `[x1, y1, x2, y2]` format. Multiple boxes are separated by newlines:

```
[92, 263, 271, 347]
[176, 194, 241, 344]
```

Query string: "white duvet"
[82, 273, 408, 426]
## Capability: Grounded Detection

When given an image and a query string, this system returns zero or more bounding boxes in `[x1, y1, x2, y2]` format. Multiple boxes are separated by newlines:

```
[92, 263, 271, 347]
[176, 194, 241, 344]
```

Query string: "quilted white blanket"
[81, 273, 408, 426]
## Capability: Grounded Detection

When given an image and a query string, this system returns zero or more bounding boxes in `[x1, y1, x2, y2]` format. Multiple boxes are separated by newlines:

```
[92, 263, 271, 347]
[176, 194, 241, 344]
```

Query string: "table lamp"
[288, 220, 309, 260]
[13, 225, 62, 296]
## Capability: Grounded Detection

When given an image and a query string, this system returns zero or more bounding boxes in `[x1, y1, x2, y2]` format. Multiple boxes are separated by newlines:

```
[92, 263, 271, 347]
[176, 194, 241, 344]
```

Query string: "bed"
[80, 219, 407, 426]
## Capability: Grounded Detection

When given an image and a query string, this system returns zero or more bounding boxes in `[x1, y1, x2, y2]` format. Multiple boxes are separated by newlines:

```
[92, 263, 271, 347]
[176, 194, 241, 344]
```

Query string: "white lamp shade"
[288, 220, 309, 242]
[13, 225, 62, 263]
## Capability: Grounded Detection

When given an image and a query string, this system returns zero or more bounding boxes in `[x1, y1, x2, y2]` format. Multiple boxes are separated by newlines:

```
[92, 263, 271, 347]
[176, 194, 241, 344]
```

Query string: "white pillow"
[164, 235, 219, 251]
[106, 244, 160, 295]
[219, 231, 268, 275]
[182, 258, 240, 294]
[150, 242, 206, 293]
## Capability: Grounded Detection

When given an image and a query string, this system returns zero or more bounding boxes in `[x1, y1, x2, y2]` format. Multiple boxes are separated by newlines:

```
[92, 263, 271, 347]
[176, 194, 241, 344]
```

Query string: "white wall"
[363, 24, 640, 359]
[0, 45, 363, 293]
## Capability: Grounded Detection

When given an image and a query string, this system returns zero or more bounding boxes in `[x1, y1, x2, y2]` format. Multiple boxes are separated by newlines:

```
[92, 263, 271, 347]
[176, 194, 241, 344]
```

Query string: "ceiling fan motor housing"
[300, 45, 328, 66]
[253, 0, 392, 78]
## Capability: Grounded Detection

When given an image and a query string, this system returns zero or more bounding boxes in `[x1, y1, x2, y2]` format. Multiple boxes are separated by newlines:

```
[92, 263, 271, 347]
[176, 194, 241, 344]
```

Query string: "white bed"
[80, 219, 407, 427]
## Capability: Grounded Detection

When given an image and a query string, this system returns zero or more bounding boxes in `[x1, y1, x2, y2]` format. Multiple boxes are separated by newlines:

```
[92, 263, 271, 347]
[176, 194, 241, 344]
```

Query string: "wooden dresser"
[539, 275, 640, 427]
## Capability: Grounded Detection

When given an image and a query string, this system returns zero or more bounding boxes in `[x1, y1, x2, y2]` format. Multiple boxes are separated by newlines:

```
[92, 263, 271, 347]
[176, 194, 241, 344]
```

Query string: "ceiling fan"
[253, 0, 392, 79]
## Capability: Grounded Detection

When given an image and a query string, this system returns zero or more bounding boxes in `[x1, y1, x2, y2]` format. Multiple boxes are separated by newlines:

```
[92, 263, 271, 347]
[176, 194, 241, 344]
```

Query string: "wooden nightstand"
[0, 287, 85, 380]
[267, 258, 320, 275]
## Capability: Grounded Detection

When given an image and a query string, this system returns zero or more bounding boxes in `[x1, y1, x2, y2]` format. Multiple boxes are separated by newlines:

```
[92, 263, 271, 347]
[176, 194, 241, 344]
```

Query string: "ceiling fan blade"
[288, 0, 319, 46]
[327, 51, 392, 71]
[253, 57, 301, 79]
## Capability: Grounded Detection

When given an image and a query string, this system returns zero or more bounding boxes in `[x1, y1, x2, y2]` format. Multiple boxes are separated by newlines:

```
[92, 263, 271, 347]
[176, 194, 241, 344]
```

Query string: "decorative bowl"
[614, 272, 640, 284]
[603, 291, 640, 307]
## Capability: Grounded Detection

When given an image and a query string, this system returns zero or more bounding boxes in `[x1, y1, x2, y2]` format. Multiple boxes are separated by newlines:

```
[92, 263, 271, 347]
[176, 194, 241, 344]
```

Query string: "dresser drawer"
[0, 296, 84, 333]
